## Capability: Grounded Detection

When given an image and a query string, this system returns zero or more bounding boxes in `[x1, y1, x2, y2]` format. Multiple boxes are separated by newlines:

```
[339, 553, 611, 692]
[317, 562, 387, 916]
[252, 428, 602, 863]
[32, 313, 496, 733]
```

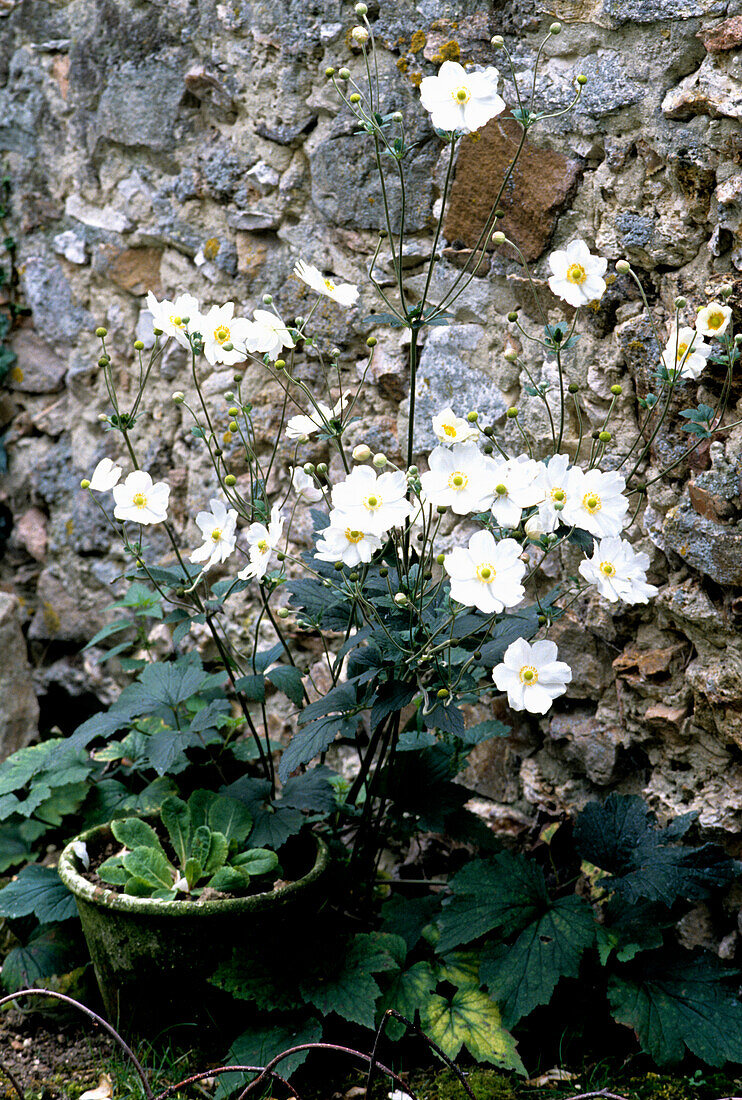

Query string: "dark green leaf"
[266, 665, 305, 705]
[370, 682, 416, 733]
[216, 1018, 322, 1098]
[279, 715, 357, 781]
[2, 924, 80, 993]
[300, 932, 404, 1029]
[188, 790, 253, 845]
[436, 854, 546, 954]
[457, 719, 510, 745]
[234, 674, 266, 703]
[248, 805, 304, 848]
[161, 797, 191, 866]
[381, 894, 439, 950]
[232, 848, 279, 876]
[378, 961, 437, 1039]
[122, 848, 175, 892]
[280, 767, 337, 813]
[480, 895, 595, 1027]
[97, 855, 128, 885]
[608, 952, 742, 1066]
[209, 865, 252, 892]
[111, 818, 166, 856]
[0, 820, 47, 873]
[574, 794, 740, 906]
[0, 865, 77, 922]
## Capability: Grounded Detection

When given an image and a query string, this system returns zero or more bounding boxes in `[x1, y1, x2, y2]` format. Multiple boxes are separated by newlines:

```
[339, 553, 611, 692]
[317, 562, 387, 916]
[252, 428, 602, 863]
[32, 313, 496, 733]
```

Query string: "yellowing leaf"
[422, 988, 525, 1074]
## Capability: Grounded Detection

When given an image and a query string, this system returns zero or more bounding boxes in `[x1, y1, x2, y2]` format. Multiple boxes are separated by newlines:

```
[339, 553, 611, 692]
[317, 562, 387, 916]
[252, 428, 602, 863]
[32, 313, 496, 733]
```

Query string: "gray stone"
[8, 329, 67, 393]
[660, 499, 742, 587]
[95, 60, 186, 151]
[0, 48, 45, 156]
[246, 160, 280, 194]
[0, 593, 39, 759]
[615, 213, 655, 250]
[663, 53, 742, 120]
[311, 129, 438, 232]
[603, 0, 726, 21]
[412, 325, 507, 453]
[21, 256, 94, 346]
[53, 230, 87, 265]
[574, 51, 645, 117]
[28, 567, 111, 644]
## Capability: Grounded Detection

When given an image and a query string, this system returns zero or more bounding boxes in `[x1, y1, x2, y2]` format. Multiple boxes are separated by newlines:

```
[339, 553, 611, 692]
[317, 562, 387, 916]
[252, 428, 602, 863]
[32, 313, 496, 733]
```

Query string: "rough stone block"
[412, 324, 507, 452]
[444, 119, 582, 262]
[94, 60, 186, 151]
[0, 593, 39, 759]
[8, 329, 67, 393]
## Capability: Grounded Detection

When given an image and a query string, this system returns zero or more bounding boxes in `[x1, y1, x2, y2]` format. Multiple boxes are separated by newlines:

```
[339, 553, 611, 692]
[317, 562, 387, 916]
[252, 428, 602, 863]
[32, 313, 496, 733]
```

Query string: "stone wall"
[2, 0, 742, 831]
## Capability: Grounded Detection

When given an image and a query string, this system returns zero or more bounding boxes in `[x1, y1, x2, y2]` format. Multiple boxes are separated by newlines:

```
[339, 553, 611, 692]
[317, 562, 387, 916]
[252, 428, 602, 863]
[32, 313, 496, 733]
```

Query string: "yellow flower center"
[323, 278, 336, 292]
[676, 342, 688, 362]
[566, 263, 587, 285]
[706, 309, 725, 330]
[364, 494, 381, 511]
[476, 563, 496, 583]
[551, 487, 565, 503]
[443, 423, 457, 437]
[583, 492, 602, 513]
[132, 493, 147, 508]
[345, 529, 364, 544]
[215, 325, 231, 345]
[169, 314, 185, 329]
[495, 483, 508, 496]
[453, 86, 470, 103]
[211, 528, 222, 542]
[519, 665, 538, 685]
[257, 538, 269, 552]
[448, 471, 468, 490]
[599, 560, 616, 577]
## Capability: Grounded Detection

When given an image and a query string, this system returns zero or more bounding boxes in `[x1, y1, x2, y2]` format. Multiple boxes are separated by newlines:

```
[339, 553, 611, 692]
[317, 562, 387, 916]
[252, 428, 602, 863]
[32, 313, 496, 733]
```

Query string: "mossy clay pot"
[58, 821, 330, 1033]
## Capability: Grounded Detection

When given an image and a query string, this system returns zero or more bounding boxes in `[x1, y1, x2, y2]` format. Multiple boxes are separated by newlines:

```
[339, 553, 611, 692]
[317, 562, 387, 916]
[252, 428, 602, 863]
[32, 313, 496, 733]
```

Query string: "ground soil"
[0, 1007, 117, 1099]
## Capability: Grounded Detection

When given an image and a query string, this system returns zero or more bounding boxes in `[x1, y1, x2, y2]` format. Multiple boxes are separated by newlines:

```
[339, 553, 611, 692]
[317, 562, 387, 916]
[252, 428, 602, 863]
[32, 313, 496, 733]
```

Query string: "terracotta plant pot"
[58, 822, 330, 1033]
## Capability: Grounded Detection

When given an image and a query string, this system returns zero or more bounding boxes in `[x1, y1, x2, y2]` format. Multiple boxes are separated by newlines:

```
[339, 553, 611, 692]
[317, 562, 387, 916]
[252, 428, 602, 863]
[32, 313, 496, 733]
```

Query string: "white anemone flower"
[696, 301, 732, 339]
[330, 466, 412, 537]
[562, 467, 628, 539]
[315, 522, 383, 567]
[88, 457, 122, 492]
[244, 309, 296, 362]
[489, 456, 542, 529]
[294, 259, 359, 307]
[290, 466, 324, 503]
[286, 397, 346, 441]
[419, 60, 505, 134]
[535, 453, 572, 533]
[431, 407, 478, 445]
[238, 505, 284, 582]
[578, 537, 658, 604]
[547, 240, 607, 307]
[113, 471, 170, 526]
[199, 302, 254, 366]
[190, 499, 238, 571]
[146, 292, 201, 349]
[661, 325, 712, 381]
[444, 532, 525, 615]
[420, 442, 495, 515]
[492, 638, 572, 715]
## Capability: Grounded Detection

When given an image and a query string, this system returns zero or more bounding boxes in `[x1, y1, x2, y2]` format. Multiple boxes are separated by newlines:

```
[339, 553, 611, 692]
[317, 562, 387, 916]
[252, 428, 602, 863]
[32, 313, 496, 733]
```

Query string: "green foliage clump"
[96, 791, 278, 899]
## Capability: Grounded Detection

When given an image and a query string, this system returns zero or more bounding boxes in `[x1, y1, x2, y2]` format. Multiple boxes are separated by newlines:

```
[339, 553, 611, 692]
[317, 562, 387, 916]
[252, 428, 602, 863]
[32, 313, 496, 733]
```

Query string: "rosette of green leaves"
[96, 790, 279, 900]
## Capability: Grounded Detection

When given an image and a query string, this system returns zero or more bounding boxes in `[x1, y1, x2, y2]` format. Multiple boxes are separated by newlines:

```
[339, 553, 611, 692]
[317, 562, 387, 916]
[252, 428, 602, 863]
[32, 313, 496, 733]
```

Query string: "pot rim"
[58, 820, 330, 918]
